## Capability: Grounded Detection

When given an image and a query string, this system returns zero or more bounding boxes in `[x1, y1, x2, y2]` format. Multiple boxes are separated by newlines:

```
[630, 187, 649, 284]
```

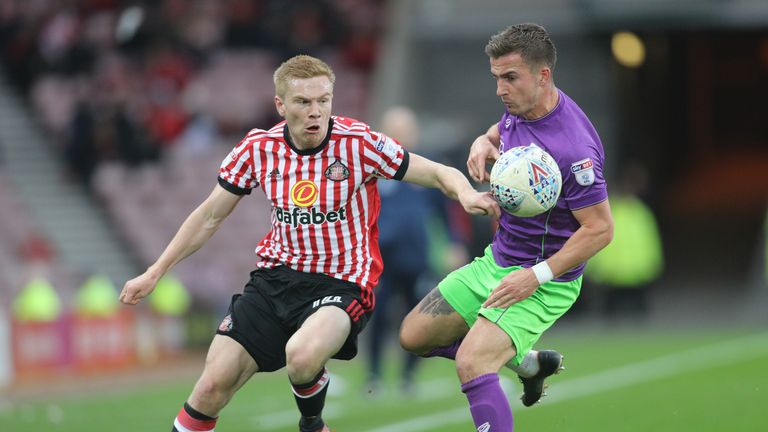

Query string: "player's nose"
[308, 101, 322, 117]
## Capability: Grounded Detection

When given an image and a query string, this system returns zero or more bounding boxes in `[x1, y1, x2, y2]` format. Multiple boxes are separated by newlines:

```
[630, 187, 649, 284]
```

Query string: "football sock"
[506, 350, 540, 378]
[298, 415, 326, 432]
[292, 367, 330, 431]
[172, 402, 217, 432]
[424, 337, 463, 360]
[461, 373, 514, 432]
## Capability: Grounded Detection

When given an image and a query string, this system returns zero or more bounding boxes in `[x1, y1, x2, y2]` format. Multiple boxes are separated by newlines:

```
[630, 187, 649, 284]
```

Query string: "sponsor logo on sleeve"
[570, 158, 595, 186]
[226, 149, 239, 164]
[377, 136, 400, 158]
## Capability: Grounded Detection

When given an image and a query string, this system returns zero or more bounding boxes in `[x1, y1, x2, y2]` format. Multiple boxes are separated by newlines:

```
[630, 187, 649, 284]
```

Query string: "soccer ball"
[490, 144, 562, 217]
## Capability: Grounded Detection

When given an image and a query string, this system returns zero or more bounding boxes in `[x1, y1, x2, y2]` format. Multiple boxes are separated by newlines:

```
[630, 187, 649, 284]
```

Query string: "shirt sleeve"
[362, 130, 409, 181]
[218, 135, 260, 195]
[561, 141, 608, 210]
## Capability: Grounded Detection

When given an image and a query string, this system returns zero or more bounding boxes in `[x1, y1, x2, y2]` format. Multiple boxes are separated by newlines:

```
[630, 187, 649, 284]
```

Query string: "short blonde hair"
[273, 55, 336, 98]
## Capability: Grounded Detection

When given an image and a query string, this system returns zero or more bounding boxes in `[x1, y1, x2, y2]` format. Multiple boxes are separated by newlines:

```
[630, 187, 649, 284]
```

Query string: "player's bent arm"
[483, 122, 501, 145]
[467, 123, 501, 183]
[543, 200, 614, 280]
[120, 184, 243, 305]
[402, 153, 500, 218]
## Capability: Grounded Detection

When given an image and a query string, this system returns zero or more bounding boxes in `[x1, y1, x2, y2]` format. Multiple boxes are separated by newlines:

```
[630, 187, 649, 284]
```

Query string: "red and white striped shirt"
[218, 116, 409, 312]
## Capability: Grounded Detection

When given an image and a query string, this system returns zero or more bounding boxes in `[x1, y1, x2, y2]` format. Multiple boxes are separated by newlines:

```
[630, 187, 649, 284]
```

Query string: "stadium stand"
[0, 0, 384, 310]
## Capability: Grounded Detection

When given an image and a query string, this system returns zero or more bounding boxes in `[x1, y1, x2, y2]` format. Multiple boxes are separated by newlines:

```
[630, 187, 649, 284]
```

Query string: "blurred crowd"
[0, 0, 384, 186]
[0, 0, 387, 312]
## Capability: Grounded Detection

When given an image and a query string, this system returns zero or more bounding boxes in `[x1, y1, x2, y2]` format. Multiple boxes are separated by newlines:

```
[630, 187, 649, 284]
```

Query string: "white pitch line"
[366, 331, 768, 432]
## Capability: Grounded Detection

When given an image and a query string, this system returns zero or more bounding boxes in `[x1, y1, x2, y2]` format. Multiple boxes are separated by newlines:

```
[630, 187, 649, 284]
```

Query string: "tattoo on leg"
[418, 288, 456, 317]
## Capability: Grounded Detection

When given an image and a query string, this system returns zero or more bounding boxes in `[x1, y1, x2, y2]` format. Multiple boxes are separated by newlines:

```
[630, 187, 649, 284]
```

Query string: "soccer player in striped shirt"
[119, 54, 499, 432]
[399, 23, 614, 431]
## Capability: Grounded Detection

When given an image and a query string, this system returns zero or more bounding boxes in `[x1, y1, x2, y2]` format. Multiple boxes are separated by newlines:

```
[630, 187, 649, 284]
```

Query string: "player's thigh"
[287, 305, 352, 364]
[480, 276, 581, 366]
[193, 334, 259, 397]
[400, 287, 469, 352]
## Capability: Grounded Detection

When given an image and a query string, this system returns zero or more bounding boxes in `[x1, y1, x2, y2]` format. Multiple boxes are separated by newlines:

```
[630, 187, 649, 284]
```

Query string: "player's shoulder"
[332, 116, 372, 134]
[239, 123, 286, 147]
[331, 115, 384, 145]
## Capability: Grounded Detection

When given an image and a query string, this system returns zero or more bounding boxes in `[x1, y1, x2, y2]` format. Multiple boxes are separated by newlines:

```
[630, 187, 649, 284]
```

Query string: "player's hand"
[459, 191, 500, 219]
[483, 268, 539, 309]
[467, 135, 500, 183]
[119, 271, 160, 305]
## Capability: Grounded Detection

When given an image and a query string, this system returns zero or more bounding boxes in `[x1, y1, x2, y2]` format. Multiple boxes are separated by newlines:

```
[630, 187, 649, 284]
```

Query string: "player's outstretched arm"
[402, 152, 500, 219]
[467, 123, 501, 183]
[119, 184, 244, 305]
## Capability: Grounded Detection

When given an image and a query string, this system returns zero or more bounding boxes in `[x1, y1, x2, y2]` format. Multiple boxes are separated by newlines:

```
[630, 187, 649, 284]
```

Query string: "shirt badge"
[324, 160, 350, 182]
[570, 158, 595, 186]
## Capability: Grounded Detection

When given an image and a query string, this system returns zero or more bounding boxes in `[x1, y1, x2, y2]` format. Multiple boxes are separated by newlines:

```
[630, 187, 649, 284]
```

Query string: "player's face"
[490, 52, 549, 120]
[275, 76, 333, 149]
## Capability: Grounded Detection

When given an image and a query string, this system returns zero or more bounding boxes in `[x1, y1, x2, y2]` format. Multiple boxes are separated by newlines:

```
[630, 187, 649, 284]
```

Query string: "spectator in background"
[586, 162, 663, 321]
[365, 106, 468, 396]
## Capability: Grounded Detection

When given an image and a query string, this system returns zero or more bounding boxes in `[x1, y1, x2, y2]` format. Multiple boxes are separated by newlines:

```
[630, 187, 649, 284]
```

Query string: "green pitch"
[2, 326, 766, 431]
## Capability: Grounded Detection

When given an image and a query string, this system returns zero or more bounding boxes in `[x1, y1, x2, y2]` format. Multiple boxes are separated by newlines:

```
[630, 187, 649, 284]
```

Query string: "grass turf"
[2, 326, 766, 431]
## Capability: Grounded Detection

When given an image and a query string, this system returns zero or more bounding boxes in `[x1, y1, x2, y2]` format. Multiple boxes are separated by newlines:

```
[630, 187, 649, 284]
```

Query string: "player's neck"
[522, 86, 559, 121]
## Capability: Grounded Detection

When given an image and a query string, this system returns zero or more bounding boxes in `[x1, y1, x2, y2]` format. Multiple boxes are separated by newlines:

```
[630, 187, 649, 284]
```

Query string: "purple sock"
[424, 337, 463, 359]
[461, 373, 513, 432]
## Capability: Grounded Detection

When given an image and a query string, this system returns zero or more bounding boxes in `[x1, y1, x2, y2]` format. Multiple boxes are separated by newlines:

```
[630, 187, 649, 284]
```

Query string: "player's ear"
[275, 95, 286, 117]
[539, 68, 551, 86]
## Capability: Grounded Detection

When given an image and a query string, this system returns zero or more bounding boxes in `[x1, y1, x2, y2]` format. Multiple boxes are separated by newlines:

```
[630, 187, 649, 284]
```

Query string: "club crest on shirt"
[570, 158, 595, 186]
[324, 160, 350, 182]
[218, 314, 232, 332]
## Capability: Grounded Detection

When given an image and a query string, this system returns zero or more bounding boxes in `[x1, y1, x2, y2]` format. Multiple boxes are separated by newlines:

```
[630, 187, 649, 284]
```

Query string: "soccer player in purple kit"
[399, 23, 614, 431]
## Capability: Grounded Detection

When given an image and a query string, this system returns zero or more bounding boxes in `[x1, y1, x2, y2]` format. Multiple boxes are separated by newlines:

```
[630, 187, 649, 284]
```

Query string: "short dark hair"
[485, 23, 557, 72]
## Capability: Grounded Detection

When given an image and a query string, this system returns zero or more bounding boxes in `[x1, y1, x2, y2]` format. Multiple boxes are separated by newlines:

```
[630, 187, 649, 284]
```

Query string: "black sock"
[292, 367, 330, 426]
[299, 415, 325, 432]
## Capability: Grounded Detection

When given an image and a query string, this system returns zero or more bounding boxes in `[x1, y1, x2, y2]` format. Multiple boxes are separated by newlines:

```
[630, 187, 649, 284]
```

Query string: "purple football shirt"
[491, 89, 608, 281]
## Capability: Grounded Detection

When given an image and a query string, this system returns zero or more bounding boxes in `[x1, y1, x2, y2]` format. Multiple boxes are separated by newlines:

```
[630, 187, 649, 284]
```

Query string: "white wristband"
[531, 261, 554, 285]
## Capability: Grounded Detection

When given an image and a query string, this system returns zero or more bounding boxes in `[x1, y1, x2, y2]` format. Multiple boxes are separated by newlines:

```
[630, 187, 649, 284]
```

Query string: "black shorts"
[216, 266, 371, 372]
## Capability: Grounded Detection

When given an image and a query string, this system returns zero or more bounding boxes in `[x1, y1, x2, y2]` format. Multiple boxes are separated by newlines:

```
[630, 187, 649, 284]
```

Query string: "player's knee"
[456, 341, 501, 382]
[455, 351, 484, 382]
[285, 343, 323, 382]
[191, 375, 230, 411]
[398, 324, 428, 356]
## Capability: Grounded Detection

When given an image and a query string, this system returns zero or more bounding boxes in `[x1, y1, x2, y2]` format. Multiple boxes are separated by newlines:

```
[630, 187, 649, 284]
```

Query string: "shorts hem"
[215, 330, 279, 373]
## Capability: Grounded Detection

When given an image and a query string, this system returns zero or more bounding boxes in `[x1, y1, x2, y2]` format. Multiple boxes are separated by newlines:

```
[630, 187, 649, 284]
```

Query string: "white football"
[490, 144, 562, 217]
